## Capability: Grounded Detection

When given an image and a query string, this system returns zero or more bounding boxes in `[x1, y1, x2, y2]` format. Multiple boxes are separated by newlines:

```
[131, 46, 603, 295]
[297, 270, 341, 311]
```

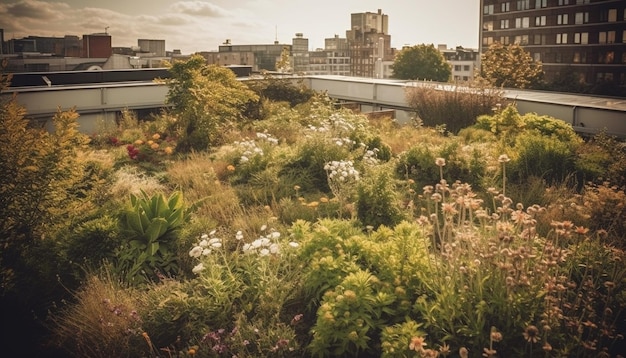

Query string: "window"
[599, 32, 607, 44]
[464, 65, 470, 71]
[483, 36, 494, 46]
[606, 51, 614, 64]
[484, 4, 494, 14]
[623, 30, 626, 43]
[556, 33, 568, 44]
[557, 14, 569, 25]
[574, 32, 588, 44]
[608, 9, 617, 22]
[523, 17, 530, 27]
[535, 0, 547, 8]
[517, 0, 530, 10]
[454, 65, 462, 71]
[608, 31, 616, 43]
[535, 16, 546, 26]
[576, 0, 590, 3]
[515, 18, 521, 28]
[533, 52, 541, 61]
[501, 2, 510, 12]
[556, 52, 562, 63]
[534, 34, 546, 45]
[514, 35, 529, 45]
[575, 12, 589, 24]
[573, 52, 581, 63]
[622, 52, 626, 63]
[501, 19, 510, 29]
[558, 0, 569, 5]
[483, 21, 494, 31]
[501, 36, 511, 44]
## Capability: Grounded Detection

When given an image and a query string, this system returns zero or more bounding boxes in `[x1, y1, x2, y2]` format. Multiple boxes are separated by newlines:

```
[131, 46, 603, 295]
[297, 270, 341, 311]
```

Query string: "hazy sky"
[0, 0, 480, 54]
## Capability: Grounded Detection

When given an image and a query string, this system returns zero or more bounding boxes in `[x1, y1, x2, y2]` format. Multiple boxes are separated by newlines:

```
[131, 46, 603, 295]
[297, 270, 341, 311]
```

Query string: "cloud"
[170, 1, 229, 17]
[1, 0, 66, 20]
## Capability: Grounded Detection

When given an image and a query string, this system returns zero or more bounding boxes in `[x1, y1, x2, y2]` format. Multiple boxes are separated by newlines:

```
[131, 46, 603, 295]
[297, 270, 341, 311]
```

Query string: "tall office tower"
[346, 9, 393, 77]
[479, 0, 626, 93]
[292, 33, 309, 73]
[82, 33, 112, 58]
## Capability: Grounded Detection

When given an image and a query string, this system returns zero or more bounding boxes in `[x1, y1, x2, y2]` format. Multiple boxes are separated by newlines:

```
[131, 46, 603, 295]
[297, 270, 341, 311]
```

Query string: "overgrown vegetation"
[2, 57, 625, 357]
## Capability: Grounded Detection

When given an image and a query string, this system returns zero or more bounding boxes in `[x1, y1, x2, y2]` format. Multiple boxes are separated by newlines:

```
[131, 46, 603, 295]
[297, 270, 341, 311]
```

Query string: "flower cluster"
[324, 160, 360, 182]
[125, 133, 174, 161]
[240, 225, 299, 257]
[332, 137, 356, 147]
[188, 230, 223, 274]
[255, 131, 279, 145]
[362, 148, 380, 166]
[234, 139, 263, 163]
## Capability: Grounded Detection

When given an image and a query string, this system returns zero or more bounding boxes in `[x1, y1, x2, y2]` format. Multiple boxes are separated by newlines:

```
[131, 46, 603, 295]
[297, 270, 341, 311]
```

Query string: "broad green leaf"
[145, 217, 168, 242]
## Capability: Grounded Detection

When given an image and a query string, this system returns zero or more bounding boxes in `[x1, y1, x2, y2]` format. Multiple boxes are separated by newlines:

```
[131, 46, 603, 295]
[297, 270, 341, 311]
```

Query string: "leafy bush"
[356, 163, 406, 229]
[115, 191, 188, 284]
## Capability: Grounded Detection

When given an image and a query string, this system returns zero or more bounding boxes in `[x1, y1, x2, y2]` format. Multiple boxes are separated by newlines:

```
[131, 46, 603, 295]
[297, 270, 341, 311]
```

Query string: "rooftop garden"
[1, 56, 625, 357]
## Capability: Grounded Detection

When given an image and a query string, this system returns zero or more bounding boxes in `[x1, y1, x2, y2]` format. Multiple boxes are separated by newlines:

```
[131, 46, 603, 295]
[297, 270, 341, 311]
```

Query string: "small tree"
[275, 46, 292, 73]
[480, 43, 543, 89]
[391, 44, 451, 82]
[164, 55, 259, 152]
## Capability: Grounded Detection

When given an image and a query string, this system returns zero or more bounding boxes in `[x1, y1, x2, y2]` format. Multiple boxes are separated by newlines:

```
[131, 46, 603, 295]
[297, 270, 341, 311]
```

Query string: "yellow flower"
[320, 197, 329, 203]
[147, 140, 154, 145]
[293, 185, 301, 191]
[307, 201, 319, 208]
[134, 139, 144, 145]
[435, 157, 446, 167]
[152, 133, 161, 140]
[164, 146, 173, 155]
[150, 143, 159, 150]
[227, 164, 236, 171]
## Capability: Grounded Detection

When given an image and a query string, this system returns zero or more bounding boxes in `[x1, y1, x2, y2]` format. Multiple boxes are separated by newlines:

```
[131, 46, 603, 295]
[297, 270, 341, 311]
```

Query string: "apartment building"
[439, 45, 480, 82]
[479, 0, 626, 91]
[346, 9, 394, 77]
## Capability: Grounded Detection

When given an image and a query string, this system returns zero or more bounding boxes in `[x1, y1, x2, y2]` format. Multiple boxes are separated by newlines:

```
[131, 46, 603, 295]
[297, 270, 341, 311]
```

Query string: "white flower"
[240, 155, 249, 163]
[260, 224, 267, 231]
[211, 242, 222, 248]
[289, 242, 300, 248]
[201, 234, 209, 240]
[189, 246, 203, 258]
[269, 243, 280, 254]
[208, 238, 221, 245]
[202, 248, 211, 256]
[192, 263, 205, 274]
[199, 239, 209, 247]
[209, 229, 217, 236]
[235, 231, 244, 240]
[242, 243, 252, 252]
[270, 231, 281, 239]
[259, 248, 270, 256]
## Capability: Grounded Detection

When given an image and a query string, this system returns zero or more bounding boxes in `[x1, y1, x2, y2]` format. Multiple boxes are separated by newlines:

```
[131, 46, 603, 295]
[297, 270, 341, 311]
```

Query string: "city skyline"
[1, 0, 480, 54]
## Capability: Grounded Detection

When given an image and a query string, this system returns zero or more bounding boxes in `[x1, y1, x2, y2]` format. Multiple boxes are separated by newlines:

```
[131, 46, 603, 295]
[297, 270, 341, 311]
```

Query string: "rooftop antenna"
[105, 26, 109, 34]
[275, 25, 278, 41]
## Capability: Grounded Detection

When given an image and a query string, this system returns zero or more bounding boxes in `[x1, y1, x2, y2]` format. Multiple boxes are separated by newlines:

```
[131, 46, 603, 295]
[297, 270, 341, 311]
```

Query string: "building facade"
[346, 9, 394, 77]
[82, 33, 112, 58]
[440, 45, 480, 82]
[138, 39, 166, 57]
[479, 0, 626, 92]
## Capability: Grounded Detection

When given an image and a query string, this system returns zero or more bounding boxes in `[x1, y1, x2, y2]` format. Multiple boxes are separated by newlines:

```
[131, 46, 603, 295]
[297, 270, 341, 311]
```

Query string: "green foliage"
[396, 140, 486, 191]
[405, 79, 503, 134]
[380, 320, 426, 357]
[115, 190, 187, 284]
[480, 42, 544, 89]
[356, 163, 406, 229]
[508, 131, 577, 184]
[245, 77, 315, 119]
[391, 44, 451, 82]
[164, 55, 259, 152]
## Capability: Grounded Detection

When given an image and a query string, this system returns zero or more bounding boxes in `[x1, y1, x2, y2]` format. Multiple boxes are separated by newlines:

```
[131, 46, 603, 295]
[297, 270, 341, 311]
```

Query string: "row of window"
[485, 9, 622, 30]
[453, 65, 473, 71]
[483, 29, 626, 45]
[532, 50, 625, 65]
[484, 0, 592, 14]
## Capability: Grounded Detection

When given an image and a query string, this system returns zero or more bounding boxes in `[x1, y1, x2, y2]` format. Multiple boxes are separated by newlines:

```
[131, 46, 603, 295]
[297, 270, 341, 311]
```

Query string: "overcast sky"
[0, 0, 480, 54]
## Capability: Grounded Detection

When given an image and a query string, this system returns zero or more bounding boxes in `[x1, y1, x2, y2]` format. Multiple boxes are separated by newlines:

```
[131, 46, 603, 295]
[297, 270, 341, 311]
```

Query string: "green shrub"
[115, 190, 188, 284]
[508, 131, 577, 184]
[357, 164, 406, 229]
